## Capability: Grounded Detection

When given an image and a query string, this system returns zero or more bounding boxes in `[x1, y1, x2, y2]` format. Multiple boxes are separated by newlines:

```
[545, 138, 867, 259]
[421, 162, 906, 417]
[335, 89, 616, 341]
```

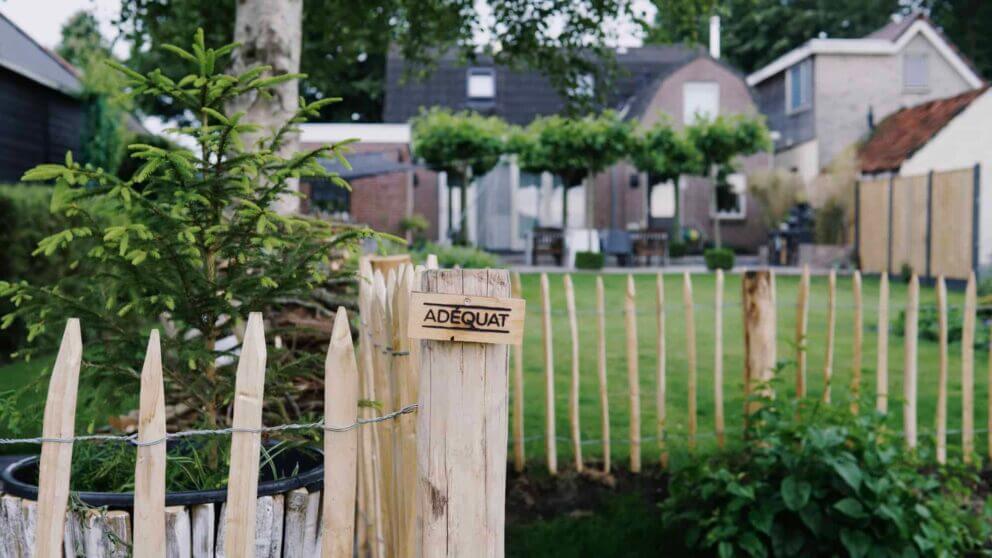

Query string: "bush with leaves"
[660, 392, 989, 557]
[0, 31, 373, 482]
[412, 242, 500, 269]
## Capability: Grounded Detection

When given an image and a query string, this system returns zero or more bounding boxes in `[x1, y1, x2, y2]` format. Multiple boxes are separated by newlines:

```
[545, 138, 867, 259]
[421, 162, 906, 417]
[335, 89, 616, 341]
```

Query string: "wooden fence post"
[511, 272, 526, 473]
[877, 273, 890, 413]
[224, 312, 267, 558]
[596, 276, 611, 473]
[683, 272, 697, 451]
[851, 271, 863, 413]
[904, 274, 919, 450]
[962, 272, 977, 463]
[392, 264, 419, 558]
[356, 258, 385, 558]
[322, 307, 360, 558]
[655, 273, 667, 467]
[416, 268, 511, 557]
[539, 273, 557, 475]
[936, 276, 949, 464]
[795, 265, 810, 398]
[35, 319, 83, 558]
[743, 271, 776, 417]
[134, 330, 166, 558]
[625, 275, 641, 472]
[823, 269, 836, 403]
[564, 274, 583, 472]
[714, 269, 725, 448]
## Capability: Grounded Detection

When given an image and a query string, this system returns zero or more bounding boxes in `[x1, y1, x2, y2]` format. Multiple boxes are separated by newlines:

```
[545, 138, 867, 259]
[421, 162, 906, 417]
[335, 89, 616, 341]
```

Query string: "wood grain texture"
[962, 272, 976, 463]
[851, 271, 863, 414]
[683, 272, 697, 451]
[625, 274, 641, 472]
[165, 506, 191, 558]
[2, 495, 24, 557]
[936, 276, 949, 464]
[564, 274, 583, 472]
[322, 307, 360, 558]
[876, 273, 890, 413]
[392, 265, 419, 558]
[356, 258, 385, 558]
[539, 273, 557, 475]
[823, 269, 836, 403]
[416, 269, 510, 558]
[104, 510, 130, 558]
[743, 271, 776, 416]
[511, 271, 526, 473]
[282, 489, 308, 558]
[795, 266, 810, 398]
[858, 178, 891, 273]
[407, 291, 525, 345]
[596, 276, 611, 473]
[904, 274, 920, 449]
[135, 330, 167, 558]
[190, 503, 215, 558]
[223, 312, 267, 558]
[35, 318, 83, 558]
[714, 269, 724, 448]
[654, 273, 666, 468]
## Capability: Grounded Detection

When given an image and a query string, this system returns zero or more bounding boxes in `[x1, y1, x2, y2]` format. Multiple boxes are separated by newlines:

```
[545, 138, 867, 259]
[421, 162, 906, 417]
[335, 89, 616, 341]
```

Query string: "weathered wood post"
[795, 265, 810, 398]
[625, 275, 641, 471]
[904, 274, 919, 450]
[596, 276, 611, 473]
[935, 276, 949, 464]
[962, 272, 977, 462]
[411, 268, 524, 557]
[876, 273, 890, 413]
[742, 271, 776, 418]
[539, 273, 557, 475]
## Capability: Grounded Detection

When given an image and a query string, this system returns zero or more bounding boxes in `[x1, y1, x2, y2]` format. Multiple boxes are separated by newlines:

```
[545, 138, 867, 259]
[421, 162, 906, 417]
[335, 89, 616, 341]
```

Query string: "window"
[710, 173, 747, 219]
[904, 53, 928, 90]
[683, 82, 719, 124]
[649, 180, 676, 218]
[786, 59, 812, 113]
[467, 68, 495, 100]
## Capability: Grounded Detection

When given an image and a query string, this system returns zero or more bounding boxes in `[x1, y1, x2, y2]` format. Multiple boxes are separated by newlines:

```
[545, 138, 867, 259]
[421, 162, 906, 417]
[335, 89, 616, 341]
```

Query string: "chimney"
[709, 15, 721, 59]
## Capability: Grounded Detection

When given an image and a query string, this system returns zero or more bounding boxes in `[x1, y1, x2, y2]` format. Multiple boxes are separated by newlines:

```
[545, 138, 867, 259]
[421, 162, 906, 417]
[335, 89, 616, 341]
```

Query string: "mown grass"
[515, 271, 985, 468]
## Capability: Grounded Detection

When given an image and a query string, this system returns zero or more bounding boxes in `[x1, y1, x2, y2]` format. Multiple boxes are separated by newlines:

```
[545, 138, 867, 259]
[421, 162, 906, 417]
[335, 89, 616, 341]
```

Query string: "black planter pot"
[0, 443, 323, 509]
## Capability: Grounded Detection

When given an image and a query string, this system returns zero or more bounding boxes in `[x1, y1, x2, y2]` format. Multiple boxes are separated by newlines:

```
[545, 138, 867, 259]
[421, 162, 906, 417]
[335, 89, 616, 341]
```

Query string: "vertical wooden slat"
[625, 274, 641, 472]
[851, 271, 863, 413]
[224, 312, 267, 558]
[303, 490, 322, 557]
[683, 272, 697, 451]
[654, 273, 666, 468]
[105, 510, 131, 558]
[253, 496, 274, 556]
[356, 258, 385, 558]
[962, 272, 977, 463]
[190, 503, 215, 558]
[743, 271, 776, 416]
[370, 271, 397, 557]
[714, 269, 725, 448]
[268, 495, 285, 558]
[165, 506, 192, 558]
[563, 274, 583, 472]
[35, 318, 83, 558]
[876, 273, 890, 413]
[64, 510, 85, 558]
[904, 274, 920, 450]
[282, 489, 308, 558]
[511, 271, 526, 473]
[82, 509, 106, 558]
[795, 265, 810, 398]
[539, 273, 557, 475]
[21, 499, 36, 556]
[2, 495, 24, 557]
[596, 276, 611, 473]
[425, 253, 439, 270]
[393, 265, 419, 558]
[135, 330, 166, 558]
[936, 276, 949, 464]
[823, 269, 836, 403]
[322, 307, 360, 558]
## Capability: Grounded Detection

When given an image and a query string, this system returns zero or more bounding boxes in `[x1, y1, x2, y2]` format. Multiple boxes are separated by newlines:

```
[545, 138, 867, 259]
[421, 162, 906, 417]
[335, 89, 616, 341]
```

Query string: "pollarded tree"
[685, 113, 771, 248]
[411, 108, 507, 244]
[515, 111, 633, 229]
[630, 118, 702, 233]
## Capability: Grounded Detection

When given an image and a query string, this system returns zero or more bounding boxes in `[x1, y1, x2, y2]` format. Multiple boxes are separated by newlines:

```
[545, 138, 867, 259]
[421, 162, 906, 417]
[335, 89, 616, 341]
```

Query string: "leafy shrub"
[399, 214, 430, 248]
[814, 196, 848, 245]
[413, 242, 500, 269]
[668, 241, 687, 258]
[704, 247, 735, 270]
[894, 304, 990, 349]
[575, 251, 604, 270]
[660, 395, 989, 557]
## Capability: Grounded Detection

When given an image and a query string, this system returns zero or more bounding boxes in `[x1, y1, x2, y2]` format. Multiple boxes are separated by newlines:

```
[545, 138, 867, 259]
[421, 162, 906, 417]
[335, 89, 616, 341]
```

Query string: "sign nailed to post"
[408, 291, 526, 345]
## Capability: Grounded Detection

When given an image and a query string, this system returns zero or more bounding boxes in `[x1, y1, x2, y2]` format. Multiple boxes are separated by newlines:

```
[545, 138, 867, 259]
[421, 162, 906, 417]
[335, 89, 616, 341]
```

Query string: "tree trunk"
[561, 182, 569, 229]
[710, 165, 722, 249]
[230, 0, 303, 214]
[460, 167, 472, 245]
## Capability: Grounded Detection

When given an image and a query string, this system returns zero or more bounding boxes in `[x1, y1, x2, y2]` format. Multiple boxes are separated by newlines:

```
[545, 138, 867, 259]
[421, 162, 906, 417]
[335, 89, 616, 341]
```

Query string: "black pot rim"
[0, 445, 324, 508]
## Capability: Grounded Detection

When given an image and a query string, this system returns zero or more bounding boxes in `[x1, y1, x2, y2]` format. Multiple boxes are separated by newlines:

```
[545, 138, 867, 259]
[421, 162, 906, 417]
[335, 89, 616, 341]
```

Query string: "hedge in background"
[704, 247, 735, 270]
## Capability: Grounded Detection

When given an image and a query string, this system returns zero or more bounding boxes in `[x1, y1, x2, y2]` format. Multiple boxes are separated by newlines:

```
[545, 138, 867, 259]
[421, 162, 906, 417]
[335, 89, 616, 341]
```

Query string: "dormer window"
[904, 53, 928, 90]
[786, 59, 812, 114]
[467, 68, 496, 100]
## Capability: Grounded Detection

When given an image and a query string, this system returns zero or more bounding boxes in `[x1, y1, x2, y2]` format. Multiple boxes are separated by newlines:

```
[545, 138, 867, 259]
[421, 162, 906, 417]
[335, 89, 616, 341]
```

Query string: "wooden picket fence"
[515, 267, 989, 475]
[0, 253, 515, 558]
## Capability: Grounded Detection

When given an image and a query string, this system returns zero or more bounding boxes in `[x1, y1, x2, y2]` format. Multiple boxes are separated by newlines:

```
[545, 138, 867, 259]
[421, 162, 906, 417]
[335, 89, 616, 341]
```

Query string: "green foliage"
[748, 169, 804, 229]
[411, 108, 507, 179]
[668, 241, 687, 258]
[894, 304, 991, 349]
[575, 251, 605, 270]
[630, 118, 702, 183]
[661, 394, 990, 557]
[399, 214, 430, 248]
[703, 247, 734, 270]
[56, 10, 111, 68]
[686, 114, 771, 174]
[815, 196, 848, 245]
[413, 243, 500, 269]
[1, 31, 372, 447]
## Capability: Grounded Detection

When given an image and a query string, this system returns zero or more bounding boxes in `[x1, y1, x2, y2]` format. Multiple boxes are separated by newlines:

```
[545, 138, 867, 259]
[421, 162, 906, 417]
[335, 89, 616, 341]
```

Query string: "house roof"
[383, 45, 703, 124]
[0, 11, 81, 95]
[746, 14, 983, 88]
[318, 152, 414, 181]
[858, 86, 988, 174]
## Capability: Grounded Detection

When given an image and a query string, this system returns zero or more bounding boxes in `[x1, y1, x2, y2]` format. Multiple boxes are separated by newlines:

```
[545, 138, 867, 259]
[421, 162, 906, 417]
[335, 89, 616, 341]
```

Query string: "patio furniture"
[600, 229, 633, 267]
[531, 227, 565, 265]
[630, 229, 669, 266]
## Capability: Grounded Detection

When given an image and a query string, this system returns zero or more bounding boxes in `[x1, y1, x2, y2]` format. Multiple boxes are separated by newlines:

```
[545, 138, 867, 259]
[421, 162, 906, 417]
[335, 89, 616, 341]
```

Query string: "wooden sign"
[408, 291, 525, 345]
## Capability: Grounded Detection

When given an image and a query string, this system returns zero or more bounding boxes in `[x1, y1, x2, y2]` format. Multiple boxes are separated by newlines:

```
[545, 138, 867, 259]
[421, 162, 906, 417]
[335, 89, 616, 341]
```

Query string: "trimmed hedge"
[704, 247, 735, 270]
[575, 251, 604, 270]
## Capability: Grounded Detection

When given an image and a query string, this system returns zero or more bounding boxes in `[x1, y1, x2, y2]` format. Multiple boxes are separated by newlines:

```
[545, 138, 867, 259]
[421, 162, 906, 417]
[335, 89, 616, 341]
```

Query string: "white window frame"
[903, 52, 929, 91]
[682, 81, 720, 124]
[467, 67, 496, 100]
[785, 59, 812, 115]
[709, 173, 747, 220]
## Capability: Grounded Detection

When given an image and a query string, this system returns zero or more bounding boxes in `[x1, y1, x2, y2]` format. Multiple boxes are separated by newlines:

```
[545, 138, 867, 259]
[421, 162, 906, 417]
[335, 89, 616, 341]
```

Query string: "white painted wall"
[900, 90, 992, 273]
[773, 139, 819, 185]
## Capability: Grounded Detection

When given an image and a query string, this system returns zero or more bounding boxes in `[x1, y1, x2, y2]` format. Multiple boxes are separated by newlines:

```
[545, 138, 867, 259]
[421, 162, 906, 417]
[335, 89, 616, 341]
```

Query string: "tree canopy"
[411, 108, 507, 180]
[630, 118, 702, 183]
[117, 0, 634, 123]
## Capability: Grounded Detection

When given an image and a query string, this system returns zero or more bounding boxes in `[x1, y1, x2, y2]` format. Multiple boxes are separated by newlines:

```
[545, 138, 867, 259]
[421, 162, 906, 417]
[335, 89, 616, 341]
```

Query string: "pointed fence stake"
[714, 269, 725, 448]
[625, 274, 641, 472]
[823, 269, 836, 403]
[936, 276, 949, 464]
[655, 273, 667, 467]
[904, 274, 920, 450]
[134, 330, 167, 558]
[876, 273, 890, 413]
[564, 274, 583, 472]
[539, 273, 557, 475]
[962, 272, 977, 463]
[795, 265, 810, 398]
[511, 272, 526, 473]
[851, 271, 863, 413]
[683, 272, 697, 451]
[596, 276, 611, 473]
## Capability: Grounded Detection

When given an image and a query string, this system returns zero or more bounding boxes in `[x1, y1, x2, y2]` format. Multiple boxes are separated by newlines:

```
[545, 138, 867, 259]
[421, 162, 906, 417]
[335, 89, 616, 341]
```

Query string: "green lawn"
[514, 271, 984, 468]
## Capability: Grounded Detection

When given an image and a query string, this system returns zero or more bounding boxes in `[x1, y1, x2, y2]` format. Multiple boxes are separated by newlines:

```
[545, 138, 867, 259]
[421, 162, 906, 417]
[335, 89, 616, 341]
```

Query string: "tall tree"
[925, 0, 992, 79]
[117, 0, 633, 123]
